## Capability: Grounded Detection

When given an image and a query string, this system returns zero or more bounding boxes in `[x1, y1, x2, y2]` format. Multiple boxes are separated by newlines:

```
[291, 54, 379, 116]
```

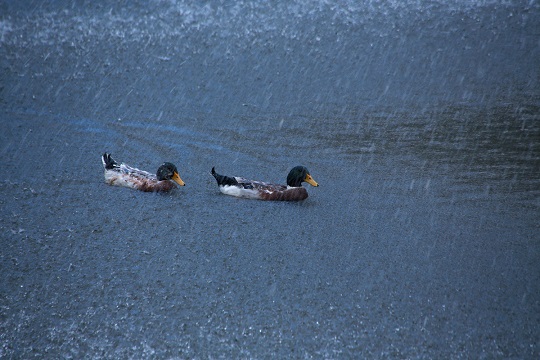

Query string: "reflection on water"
[311, 103, 540, 208]
[425, 105, 539, 204]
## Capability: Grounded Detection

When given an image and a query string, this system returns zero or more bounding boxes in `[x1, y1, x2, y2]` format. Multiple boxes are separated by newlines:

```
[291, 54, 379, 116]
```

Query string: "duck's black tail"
[102, 153, 119, 170]
[211, 167, 238, 186]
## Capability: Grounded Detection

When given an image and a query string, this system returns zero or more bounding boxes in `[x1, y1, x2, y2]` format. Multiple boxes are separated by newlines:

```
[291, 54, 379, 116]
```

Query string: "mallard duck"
[211, 166, 318, 201]
[101, 153, 185, 192]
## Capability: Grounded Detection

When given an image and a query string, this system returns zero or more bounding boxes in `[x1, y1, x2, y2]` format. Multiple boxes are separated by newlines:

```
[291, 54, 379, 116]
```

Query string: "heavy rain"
[1, 0, 539, 358]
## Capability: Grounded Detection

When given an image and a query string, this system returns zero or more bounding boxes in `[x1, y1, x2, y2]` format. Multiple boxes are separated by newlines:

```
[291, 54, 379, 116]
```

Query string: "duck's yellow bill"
[172, 172, 185, 186]
[304, 173, 319, 187]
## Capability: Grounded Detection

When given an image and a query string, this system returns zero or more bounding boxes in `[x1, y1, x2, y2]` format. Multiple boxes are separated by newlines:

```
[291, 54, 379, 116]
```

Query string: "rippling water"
[1, 1, 539, 358]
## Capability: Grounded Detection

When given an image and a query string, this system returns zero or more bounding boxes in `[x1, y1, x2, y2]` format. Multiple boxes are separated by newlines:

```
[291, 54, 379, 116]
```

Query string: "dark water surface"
[1, 1, 539, 358]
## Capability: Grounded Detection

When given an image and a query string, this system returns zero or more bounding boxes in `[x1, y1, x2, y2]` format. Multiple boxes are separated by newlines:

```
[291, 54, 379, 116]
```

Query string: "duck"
[101, 153, 185, 192]
[211, 166, 318, 201]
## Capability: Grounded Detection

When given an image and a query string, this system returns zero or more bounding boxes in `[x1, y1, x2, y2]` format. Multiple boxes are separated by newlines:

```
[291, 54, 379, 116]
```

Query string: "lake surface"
[1, 1, 539, 358]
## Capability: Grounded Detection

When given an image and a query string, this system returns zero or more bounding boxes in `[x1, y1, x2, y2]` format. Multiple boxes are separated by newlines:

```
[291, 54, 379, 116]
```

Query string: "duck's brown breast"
[259, 187, 308, 201]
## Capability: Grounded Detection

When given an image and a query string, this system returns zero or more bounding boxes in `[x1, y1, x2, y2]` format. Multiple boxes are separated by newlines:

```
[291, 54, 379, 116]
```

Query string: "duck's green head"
[157, 162, 185, 186]
[286, 166, 319, 187]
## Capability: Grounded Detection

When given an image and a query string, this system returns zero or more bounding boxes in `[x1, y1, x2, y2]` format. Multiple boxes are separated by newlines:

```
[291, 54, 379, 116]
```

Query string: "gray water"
[1, 0, 539, 358]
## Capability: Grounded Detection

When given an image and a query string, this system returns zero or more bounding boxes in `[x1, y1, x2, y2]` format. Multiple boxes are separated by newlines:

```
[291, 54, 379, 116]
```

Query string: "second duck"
[211, 166, 318, 201]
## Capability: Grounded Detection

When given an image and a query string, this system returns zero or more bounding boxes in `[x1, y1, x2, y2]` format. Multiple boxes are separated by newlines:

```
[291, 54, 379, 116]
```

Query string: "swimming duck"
[101, 153, 185, 192]
[211, 166, 318, 201]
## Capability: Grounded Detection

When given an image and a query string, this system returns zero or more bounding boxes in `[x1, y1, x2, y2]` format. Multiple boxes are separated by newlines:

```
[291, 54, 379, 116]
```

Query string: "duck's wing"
[236, 177, 287, 192]
[103, 161, 155, 186]
[118, 163, 156, 180]
[102, 153, 155, 180]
